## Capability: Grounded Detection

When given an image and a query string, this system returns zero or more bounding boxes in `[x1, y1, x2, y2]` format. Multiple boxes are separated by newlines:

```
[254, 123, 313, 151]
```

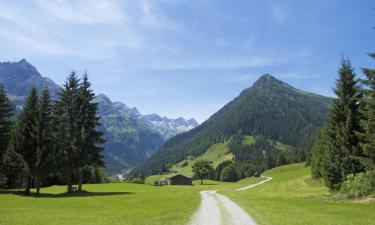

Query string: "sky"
[0, 0, 374, 123]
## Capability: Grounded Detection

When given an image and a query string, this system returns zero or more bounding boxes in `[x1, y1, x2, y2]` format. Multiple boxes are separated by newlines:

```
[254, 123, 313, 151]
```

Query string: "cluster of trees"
[0, 72, 104, 194]
[311, 57, 375, 192]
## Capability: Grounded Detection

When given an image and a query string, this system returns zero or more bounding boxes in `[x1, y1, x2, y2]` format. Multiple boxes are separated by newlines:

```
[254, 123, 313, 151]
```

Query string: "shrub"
[129, 177, 145, 184]
[220, 164, 238, 182]
[340, 171, 375, 198]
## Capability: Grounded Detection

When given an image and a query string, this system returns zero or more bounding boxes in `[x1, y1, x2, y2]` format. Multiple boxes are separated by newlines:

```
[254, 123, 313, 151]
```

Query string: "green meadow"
[1, 164, 374, 225]
[222, 163, 375, 225]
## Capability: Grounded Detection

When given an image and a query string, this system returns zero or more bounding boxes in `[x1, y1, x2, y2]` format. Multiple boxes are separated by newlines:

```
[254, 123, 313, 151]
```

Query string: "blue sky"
[0, 0, 374, 122]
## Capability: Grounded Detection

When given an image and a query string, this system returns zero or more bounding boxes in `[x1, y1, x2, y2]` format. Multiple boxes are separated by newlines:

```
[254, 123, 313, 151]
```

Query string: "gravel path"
[236, 176, 272, 191]
[188, 176, 272, 225]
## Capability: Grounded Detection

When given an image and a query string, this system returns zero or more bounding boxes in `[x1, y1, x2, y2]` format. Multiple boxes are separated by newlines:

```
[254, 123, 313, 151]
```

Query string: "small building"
[168, 174, 192, 185]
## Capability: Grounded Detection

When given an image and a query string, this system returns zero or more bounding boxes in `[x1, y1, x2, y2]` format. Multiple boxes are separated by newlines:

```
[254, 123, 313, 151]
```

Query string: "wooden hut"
[168, 174, 192, 185]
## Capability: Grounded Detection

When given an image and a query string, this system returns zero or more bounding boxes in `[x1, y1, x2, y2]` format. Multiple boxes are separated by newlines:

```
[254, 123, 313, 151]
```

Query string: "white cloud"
[35, 0, 127, 25]
[150, 50, 311, 70]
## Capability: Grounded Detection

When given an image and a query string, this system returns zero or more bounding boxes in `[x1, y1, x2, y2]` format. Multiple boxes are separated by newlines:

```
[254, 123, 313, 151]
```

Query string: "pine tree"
[3, 127, 27, 188]
[54, 72, 81, 193]
[314, 59, 364, 190]
[35, 87, 53, 195]
[14, 87, 39, 193]
[76, 73, 104, 192]
[0, 83, 13, 164]
[360, 52, 375, 170]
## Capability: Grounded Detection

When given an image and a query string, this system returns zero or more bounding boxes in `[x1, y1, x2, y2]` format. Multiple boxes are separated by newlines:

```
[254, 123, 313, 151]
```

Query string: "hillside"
[0, 59, 198, 174]
[133, 74, 332, 176]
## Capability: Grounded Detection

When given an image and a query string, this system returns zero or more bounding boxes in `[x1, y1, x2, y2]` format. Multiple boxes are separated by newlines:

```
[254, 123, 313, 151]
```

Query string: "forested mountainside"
[0, 59, 197, 174]
[133, 74, 332, 176]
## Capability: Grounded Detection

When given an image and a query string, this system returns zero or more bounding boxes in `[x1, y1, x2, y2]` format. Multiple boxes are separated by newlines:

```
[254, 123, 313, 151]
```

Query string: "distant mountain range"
[0, 59, 198, 174]
[133, 74, 333, 176]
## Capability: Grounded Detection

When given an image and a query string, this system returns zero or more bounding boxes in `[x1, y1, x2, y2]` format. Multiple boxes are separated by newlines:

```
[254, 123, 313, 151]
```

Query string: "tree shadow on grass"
[0, 190, 134, 198]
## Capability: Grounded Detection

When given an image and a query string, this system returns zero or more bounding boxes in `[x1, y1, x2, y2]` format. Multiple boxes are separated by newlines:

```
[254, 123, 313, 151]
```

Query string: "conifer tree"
[76, 73, 104, 192]
[35, 87, 53, 195]
[360, 52, 375, 170]
[54, 72, 81, 193]
[0, 83, 13, 164]
[3, 128, 27, 188]
[313, 59, 364, 190]
[14, 87, 39, 193]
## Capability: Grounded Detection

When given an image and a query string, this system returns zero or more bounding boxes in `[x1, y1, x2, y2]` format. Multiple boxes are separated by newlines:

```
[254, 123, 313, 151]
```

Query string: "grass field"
[0, 177, 262, 225]
[1, 164, 374, 225]
[221, 163, 375, 225]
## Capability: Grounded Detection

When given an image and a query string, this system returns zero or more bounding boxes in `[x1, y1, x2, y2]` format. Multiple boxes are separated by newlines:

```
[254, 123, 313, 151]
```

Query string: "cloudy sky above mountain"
[0, 0, 373, 122]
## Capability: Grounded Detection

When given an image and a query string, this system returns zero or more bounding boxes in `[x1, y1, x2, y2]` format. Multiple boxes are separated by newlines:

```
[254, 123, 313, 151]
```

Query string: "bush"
[340, 171, 375, 198]
[129, 177, 145, 184]
[220, 164, 238, 182]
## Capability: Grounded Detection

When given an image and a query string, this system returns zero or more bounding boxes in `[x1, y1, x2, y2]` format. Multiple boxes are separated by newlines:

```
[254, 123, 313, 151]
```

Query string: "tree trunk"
[78, 171, 83, 192]
[67, 175, 73, 193]
[36, 177, 41, 195]
[200, 178, 203, 185]
[24, 176, 31, 194]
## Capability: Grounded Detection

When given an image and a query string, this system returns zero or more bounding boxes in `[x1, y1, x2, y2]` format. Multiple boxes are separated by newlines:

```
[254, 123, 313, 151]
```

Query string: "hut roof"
[168, 174, 192, 179]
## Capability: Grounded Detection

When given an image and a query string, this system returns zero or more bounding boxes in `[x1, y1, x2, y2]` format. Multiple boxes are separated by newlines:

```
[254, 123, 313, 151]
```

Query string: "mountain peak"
[19, 58, 29, 64]
[252, 74, 285, 88]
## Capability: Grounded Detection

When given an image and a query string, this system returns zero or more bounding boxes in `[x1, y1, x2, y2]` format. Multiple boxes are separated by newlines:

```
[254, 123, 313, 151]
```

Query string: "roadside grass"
[221, 163, 375, 225]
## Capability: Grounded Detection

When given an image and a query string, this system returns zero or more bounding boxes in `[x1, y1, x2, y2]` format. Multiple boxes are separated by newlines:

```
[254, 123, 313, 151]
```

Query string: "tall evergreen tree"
[0, 84, 13, 187]
[3, 127, 27, 188]
[76, 73, 104, 192]
[360, 52, 375, 170]
[34, 87, 53, 195]
[312, 59, 364, 190]
[0, 83, 13, 164]
[54, 72, 81, 193]
[14, 87, 39, 193]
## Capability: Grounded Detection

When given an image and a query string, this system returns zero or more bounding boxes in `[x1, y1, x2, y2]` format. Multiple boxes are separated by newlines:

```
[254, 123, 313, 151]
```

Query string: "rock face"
[0, 59, 198, 174]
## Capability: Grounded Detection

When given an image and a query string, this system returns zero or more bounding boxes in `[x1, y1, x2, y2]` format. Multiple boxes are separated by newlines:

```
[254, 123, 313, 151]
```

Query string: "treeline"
[0, 72, 104, 194]
[311, 57, 375, 196]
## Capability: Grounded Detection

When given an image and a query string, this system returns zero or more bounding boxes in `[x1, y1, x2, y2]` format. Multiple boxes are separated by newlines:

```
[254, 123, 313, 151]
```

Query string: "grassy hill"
[172, 141, 233, 176]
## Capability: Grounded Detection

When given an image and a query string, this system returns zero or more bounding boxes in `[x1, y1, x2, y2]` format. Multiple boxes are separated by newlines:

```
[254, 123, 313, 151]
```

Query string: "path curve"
[236, 176, 272, 191]
[188, 175, 272, 225]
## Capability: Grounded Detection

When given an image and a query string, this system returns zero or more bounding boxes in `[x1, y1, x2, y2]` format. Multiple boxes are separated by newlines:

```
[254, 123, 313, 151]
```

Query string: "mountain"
[94, 94, 165, 174]
[0, 59, 198, 174]
[132, 74, 333, 176]
[139, 114, 198, 140]
[0, 59, 60, 107]
[95, 94, 198, 141]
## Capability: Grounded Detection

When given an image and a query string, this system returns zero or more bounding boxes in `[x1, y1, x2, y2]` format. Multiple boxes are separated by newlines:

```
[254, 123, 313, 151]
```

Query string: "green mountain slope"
[133, 74, 332, 176]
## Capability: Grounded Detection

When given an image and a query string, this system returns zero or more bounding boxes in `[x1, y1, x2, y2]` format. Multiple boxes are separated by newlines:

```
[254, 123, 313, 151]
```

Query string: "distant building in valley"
[168, 174, 192, 185]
